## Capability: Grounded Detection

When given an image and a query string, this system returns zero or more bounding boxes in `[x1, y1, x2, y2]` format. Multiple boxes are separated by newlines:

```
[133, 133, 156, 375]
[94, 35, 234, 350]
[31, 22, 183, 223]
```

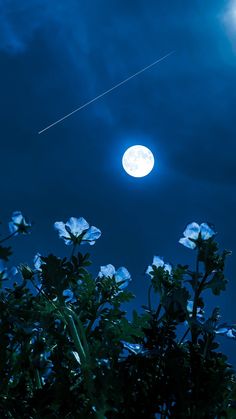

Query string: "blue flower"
[98, 264, 131, 290]
[215, 323, 236, 340]
[54, 217, 101, 246]
[146, 255, 172, 276]
[9, 211, 31, 235]
[179, 222, 216, 250]
[0, 260, 18, 280]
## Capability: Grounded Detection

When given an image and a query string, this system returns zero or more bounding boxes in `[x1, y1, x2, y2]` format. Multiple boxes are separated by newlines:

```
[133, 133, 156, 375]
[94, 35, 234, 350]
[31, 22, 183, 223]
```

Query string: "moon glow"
[122, 145, 154, 177]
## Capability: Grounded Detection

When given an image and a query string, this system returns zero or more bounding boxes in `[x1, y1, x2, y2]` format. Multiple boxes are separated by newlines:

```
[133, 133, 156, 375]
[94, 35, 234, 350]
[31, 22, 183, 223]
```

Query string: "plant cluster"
[0, 213, 235, 418]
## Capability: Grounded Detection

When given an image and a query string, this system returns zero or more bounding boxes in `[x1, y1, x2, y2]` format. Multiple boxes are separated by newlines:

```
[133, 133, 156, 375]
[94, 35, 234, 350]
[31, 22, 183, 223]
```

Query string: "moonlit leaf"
[72, 351, 81, 364]
[121, 340, 144, 354]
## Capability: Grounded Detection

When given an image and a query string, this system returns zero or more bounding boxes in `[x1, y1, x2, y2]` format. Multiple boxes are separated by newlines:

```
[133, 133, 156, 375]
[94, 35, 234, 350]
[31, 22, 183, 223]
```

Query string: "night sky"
[1, 1, 236, 365]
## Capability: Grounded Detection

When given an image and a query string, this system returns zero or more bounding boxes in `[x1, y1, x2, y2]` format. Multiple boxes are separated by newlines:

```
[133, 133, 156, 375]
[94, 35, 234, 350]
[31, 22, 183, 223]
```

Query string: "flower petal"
[200, 223, 216, 240]
[187, 300, 194, 312]
[153, 256, 164, 268]
[115, 267, 131, 289]
[9, 211, 31, 235]
[146, 265, 153, 276]
[98, 264, 116, 278]
[215, 324, 236, 339]
[11, 211, 23, 224]
[164, 263, 172, 274]
[54, 221, 70, 239]
[83, 226, 101, 242]
[8, 222, 17, 234]
[66, 217, 89, 237]
[179, 237, 196, 249]
[183, 222, 200, 239]
[34, 253, 43, 271]
[85, 240, 95, 246]
[115, 267, 131, 281]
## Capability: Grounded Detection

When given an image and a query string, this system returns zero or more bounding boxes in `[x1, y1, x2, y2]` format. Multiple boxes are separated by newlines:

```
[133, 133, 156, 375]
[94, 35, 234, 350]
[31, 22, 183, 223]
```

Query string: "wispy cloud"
[0, 0, 84, 54]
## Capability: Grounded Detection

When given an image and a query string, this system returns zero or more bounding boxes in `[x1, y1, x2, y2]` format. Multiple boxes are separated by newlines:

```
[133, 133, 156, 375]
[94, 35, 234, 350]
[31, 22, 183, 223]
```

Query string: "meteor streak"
[38, 51, 174, 134]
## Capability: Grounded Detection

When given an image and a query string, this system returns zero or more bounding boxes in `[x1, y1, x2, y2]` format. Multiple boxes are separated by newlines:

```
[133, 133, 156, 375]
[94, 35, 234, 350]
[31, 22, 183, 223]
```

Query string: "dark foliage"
[0, 216, 235, 418]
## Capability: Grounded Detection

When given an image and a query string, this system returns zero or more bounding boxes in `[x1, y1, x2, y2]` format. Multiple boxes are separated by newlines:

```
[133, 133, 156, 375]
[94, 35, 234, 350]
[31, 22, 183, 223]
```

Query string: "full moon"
[122, 145, 154, 177]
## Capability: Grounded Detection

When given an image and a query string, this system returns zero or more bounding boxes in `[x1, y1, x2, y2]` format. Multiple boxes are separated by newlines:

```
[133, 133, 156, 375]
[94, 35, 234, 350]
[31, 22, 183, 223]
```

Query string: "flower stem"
[191, 252, 200, 344]
[190, 250, 204, 418]
[0, 231, 17, 244]
[65, 312, 86, 364]
[148, 284, 153, 311]
[178, 327, 190, 345]
[34, 368, 42, 390]
[30, 279, 58, 311]
[86, 302, 105, 336]
[66, 308, 90, 362]
[70, 243, 77, 260]
[155, 302, 162, 319]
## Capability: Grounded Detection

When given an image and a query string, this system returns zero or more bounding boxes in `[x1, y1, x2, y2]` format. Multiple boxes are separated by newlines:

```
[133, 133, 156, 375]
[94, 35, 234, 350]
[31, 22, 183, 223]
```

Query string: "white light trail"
[38, 51, 174, 134]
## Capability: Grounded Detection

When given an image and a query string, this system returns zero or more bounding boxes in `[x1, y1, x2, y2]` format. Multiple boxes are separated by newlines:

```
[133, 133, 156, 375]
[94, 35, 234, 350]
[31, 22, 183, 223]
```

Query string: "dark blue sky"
[1, 0, 236, 364]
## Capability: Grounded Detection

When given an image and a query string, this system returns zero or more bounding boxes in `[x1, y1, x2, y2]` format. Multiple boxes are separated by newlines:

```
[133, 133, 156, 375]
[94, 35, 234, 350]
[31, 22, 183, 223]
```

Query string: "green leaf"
[204, 271, 228, 295]
[162, 287, 190, 322]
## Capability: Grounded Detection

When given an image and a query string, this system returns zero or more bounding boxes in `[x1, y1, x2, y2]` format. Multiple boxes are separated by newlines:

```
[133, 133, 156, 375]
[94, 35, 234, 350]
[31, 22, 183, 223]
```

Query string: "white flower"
[98, 264, 131, 290]
[146, 255, 172, 276]
[9, 211, 31, 235]
[215, 324, 236, 340]
[179, 222, 216, 250]
[0, 260, 18, 280]
[54, 217, 101, 246]
[99, 264, 116, 278]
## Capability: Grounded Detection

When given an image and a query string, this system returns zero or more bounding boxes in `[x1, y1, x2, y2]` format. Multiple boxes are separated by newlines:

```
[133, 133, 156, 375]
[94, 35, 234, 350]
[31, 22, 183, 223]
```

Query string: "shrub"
[0, 213, 235, 418]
